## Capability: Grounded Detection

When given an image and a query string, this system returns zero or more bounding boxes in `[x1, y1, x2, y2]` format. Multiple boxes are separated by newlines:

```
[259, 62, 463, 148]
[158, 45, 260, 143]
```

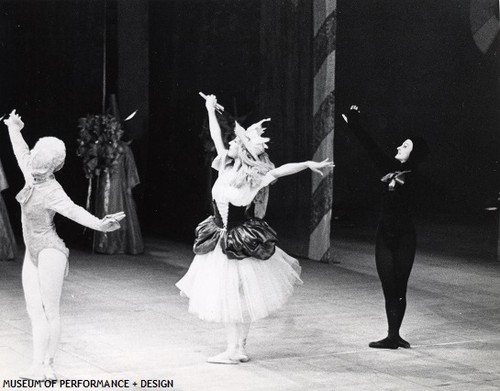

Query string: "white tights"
[225, 322, 250, 350]
[207, 322, 251, 363]
[22, 249, 67, 368]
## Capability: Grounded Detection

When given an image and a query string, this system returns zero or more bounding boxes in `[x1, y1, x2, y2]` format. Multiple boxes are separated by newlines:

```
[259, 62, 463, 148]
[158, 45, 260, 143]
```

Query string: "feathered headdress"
[233, 118, 271, 160]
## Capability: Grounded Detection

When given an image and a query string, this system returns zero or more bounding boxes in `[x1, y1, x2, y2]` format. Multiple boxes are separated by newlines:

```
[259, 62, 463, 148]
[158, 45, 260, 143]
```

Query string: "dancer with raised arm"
[176, 95, 333, 364]
[3, 110, 125, 380]
[343, 105, 429, 349]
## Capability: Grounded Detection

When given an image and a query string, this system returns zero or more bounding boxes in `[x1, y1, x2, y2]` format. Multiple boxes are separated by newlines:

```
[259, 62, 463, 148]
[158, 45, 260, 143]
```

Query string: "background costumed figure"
[77, 114, 144, 254]
[0, 153, 17, 261]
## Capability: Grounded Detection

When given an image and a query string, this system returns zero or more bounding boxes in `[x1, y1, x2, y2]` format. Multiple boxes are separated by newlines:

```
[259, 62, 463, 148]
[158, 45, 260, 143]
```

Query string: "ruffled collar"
[32, 173, 55, 183]
[16, 174, 55, 205]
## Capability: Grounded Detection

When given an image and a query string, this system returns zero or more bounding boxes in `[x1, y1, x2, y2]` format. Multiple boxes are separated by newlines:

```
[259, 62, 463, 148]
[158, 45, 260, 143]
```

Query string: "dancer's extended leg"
[236, 322, 251, 362]
[370, 231, 399, 349]
[370, 230, 416, 349]
[207, 323, 239, 364]
[392, 232, 416, 348]
[21, 253, 48, 379]
[38, 248, 67, 378]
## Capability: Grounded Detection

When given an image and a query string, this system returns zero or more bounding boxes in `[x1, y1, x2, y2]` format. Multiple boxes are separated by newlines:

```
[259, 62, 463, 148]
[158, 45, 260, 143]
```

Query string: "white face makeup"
[395, 139, 413, 163]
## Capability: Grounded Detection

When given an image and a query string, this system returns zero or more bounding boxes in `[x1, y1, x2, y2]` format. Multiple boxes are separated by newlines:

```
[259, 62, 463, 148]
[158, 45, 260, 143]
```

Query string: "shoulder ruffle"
[211, 150, 229, 172]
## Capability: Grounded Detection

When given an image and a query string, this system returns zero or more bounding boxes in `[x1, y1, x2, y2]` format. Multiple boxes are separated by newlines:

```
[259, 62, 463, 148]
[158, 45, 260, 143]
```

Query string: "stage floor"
[1, 227, 499, 390]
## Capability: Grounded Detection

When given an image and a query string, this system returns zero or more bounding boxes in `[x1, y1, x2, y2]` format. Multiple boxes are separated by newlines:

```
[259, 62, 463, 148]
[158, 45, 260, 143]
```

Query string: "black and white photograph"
[0, 0, 499, 389]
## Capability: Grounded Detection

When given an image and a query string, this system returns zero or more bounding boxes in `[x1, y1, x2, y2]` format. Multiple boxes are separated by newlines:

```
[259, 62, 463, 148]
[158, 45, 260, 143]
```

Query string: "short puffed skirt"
[176, 242, 302, 323]
[193, 215, 277, 260]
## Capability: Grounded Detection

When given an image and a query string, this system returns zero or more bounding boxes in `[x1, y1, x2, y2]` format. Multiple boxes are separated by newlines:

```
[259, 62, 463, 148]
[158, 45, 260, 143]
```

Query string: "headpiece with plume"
[233, 118, 271, 160]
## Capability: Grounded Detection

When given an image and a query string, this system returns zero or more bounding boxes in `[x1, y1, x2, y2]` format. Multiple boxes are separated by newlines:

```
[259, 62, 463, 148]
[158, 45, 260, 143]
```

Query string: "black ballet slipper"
[368, 337, 399, 349]
[397, 336, 411, 349]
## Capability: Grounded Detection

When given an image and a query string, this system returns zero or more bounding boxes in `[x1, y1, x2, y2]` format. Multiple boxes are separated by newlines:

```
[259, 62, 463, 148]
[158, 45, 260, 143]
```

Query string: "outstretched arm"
[3, 110, 32, 182]
[204, 95, 226, 156]
[269, 159, 334, 179]
[46, 185, 125, 232]
[343, 105, 394, 172]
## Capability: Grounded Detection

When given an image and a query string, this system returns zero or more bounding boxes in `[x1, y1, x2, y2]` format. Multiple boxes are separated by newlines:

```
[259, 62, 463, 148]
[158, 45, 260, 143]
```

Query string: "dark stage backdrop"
[259, 0, 314, 251]
[0, 0, 106, 246]
[146, 0, 262, 239]
[0, 0, 498, 249]
[335, 0, 499, 222]
[146, 0, 317, 252]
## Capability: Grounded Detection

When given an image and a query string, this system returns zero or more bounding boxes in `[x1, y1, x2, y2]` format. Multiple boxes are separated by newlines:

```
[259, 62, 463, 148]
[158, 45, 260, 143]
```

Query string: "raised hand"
[342, 105, 361, 125]
[101, 212, 126, 232]
[199, 92, 224, 113]
[3, 109, 25, 131]
[204, 94, 218, 112]
[307, 158, 334, 176]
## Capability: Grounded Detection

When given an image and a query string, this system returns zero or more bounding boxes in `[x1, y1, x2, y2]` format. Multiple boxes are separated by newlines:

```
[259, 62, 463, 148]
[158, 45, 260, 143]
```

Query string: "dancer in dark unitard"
[343, 105, 429, 349]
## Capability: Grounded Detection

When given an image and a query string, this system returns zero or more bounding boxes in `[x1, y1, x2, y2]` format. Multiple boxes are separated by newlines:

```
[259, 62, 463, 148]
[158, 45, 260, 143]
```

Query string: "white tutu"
[176, 243, 302, 323]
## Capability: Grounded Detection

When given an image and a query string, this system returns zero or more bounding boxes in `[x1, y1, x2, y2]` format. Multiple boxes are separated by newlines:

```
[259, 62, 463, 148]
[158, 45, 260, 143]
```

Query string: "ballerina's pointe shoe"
[237, 352, 250, 363]
[44, 362, 57, 380]
[19, 365, 45, 380]
[236, 346, 250, 363]
[206, 350, 239, 365]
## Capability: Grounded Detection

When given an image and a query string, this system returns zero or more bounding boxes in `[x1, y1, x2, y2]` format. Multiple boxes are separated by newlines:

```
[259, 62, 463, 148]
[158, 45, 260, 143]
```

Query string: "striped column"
[308, 0, 336, 262]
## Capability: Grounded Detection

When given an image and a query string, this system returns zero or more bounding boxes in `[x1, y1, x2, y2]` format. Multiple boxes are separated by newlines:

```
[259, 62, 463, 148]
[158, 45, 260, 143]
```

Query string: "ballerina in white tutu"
[176, 95, 333, 364]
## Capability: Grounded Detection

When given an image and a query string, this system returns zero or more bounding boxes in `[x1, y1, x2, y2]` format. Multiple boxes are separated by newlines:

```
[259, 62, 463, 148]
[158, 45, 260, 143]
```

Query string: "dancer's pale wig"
[30, 137, 66, 177]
